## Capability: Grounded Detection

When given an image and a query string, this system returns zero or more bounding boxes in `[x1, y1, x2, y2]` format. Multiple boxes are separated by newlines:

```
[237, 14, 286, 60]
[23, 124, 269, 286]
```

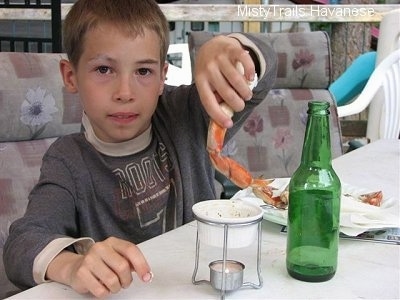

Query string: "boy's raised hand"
[194, 35, 257, 128]
[46, 237, 152, 298]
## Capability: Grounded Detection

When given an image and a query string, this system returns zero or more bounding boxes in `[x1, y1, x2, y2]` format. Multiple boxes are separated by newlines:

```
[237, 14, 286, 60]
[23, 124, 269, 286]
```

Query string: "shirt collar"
[82, 113, 152, 157]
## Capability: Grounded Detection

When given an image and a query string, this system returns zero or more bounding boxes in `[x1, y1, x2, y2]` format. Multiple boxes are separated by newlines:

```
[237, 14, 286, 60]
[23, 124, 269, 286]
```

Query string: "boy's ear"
[60, 59, 78, 93]
[159, 62, 168, 95]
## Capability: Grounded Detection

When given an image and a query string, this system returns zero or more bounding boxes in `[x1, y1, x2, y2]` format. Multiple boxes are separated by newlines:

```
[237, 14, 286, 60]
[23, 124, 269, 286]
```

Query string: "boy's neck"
[82, 113, 152, 157]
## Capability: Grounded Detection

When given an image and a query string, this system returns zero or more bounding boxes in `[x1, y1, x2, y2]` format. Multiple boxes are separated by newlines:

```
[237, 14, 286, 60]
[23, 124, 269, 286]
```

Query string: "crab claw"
[253, 185, 289, 209]
[359, 191, 383, 207]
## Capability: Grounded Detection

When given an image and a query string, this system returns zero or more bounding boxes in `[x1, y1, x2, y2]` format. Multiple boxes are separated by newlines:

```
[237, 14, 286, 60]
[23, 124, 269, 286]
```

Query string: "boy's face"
[61, 24, 168, 143]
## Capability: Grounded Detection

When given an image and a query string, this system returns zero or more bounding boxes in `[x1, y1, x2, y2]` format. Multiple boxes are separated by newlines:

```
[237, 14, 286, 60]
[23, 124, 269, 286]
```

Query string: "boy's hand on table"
[194, 35, 256, 128]
[46, 237, 152, 298]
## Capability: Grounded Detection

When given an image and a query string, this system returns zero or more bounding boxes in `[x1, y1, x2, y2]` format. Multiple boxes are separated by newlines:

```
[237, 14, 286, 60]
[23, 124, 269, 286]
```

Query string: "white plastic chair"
[165, 43, 192, 86]
[337, 49, 400, 140]
[365, 9, 400, 141]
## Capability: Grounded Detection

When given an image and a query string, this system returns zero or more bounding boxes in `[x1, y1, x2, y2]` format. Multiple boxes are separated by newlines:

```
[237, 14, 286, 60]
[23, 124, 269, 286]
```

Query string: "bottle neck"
[300, 103, 332, 167]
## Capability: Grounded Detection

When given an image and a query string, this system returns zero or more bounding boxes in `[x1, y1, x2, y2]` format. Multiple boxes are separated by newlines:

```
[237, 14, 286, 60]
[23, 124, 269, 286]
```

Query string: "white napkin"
[232, 179, 400, 236]
[339, 189, 399, 236]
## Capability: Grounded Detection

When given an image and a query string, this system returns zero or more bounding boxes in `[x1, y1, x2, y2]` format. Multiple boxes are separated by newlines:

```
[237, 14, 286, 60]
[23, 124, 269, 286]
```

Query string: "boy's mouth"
[109, 112, 138, 123]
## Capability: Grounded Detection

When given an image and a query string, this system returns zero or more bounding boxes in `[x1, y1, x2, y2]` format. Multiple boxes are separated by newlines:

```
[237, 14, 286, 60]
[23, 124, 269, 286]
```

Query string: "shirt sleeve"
[33, 237, 94, 284]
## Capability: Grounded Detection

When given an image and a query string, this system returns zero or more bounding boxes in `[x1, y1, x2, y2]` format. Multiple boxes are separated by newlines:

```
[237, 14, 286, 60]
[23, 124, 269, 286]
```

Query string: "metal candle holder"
[191, 216, 263, 300]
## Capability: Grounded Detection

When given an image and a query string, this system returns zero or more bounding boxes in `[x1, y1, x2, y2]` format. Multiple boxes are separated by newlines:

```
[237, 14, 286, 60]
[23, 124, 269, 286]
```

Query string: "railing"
[0, 0, 61, 52]
[1, 4, 396, 22]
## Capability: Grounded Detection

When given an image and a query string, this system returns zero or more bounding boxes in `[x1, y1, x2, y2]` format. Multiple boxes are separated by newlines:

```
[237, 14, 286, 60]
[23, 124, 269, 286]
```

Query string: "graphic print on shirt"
[113, 142, 173, 230]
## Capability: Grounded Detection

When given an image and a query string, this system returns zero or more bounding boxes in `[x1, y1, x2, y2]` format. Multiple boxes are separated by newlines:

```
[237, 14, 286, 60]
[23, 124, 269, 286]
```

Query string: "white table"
[7, 139, 400, 299]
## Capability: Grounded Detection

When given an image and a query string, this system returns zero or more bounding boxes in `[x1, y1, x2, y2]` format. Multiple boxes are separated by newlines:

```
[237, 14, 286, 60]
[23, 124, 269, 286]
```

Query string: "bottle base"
[287, 267, 335, 282]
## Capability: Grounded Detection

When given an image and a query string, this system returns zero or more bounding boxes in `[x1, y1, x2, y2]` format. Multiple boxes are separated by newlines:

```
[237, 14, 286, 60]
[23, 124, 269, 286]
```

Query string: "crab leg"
[206, 62, 288, 208]
[207, 103, 287, 208]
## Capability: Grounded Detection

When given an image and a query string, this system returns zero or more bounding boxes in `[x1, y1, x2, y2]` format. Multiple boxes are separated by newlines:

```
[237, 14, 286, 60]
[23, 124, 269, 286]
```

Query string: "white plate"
[259, 178, 289, 226]
[231, 178, 289, 226]
[233, 178, 399, 233]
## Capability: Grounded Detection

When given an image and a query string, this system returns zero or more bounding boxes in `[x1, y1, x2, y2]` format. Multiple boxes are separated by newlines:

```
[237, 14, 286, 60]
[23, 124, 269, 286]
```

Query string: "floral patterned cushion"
[258, 31, 331, 89]
[0, 52, 82, 142]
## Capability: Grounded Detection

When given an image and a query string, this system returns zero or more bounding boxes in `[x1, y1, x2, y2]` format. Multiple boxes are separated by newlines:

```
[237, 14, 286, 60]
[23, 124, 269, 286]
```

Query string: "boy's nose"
[115, 76, 135, 102]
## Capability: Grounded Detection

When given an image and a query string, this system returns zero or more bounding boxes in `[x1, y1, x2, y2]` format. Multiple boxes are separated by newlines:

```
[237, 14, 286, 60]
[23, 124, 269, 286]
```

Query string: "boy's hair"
[63, 0, 170, 67]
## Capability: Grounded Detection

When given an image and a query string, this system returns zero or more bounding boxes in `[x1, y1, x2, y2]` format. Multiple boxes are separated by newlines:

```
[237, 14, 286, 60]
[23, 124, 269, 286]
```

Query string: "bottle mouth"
[307, 101, 330, 115]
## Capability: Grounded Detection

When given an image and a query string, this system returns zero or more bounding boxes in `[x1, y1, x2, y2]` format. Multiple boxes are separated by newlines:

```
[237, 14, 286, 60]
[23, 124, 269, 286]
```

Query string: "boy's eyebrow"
[88, 55, 160, 65]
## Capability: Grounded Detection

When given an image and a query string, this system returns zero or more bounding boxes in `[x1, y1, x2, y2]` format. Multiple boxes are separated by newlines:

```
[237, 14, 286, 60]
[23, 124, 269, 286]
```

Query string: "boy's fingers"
[110, 239, 152, 283]
[100, 250, 133, 289]
[74, 265, 110, 298]
[226, 51, 256, 100]
[217, 60, 253, 101]
[238, 49, 257, 82]
[210, 51, 254, 104]
[196, 77, 233, 128]
[195, 45, 256, 128]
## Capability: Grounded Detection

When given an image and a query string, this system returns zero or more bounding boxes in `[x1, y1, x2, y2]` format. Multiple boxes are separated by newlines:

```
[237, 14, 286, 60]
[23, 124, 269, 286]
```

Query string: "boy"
[4, 0, 277, 298]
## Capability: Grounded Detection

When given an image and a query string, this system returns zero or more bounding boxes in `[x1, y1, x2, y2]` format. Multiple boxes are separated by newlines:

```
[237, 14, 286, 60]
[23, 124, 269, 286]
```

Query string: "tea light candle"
[209, 260, 245, 292]
[209, 260, 244, 273]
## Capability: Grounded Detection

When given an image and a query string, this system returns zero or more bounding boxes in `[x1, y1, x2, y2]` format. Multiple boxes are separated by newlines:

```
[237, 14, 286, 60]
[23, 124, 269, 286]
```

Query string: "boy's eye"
[138, 68, 151, 76]
[96, 66, 111, 74]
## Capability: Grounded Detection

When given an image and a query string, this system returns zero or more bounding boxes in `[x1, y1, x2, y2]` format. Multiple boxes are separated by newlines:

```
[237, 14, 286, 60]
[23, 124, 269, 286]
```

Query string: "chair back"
[337, 49, 400, 140]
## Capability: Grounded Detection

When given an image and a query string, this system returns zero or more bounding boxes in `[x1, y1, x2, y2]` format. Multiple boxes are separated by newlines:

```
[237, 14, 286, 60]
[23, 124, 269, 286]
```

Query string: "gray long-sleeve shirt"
[4, 33, 277, 289]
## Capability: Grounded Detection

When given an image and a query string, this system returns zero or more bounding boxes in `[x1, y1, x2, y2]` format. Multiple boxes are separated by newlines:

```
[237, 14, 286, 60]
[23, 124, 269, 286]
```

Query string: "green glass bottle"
[286, 101, 341, 282]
